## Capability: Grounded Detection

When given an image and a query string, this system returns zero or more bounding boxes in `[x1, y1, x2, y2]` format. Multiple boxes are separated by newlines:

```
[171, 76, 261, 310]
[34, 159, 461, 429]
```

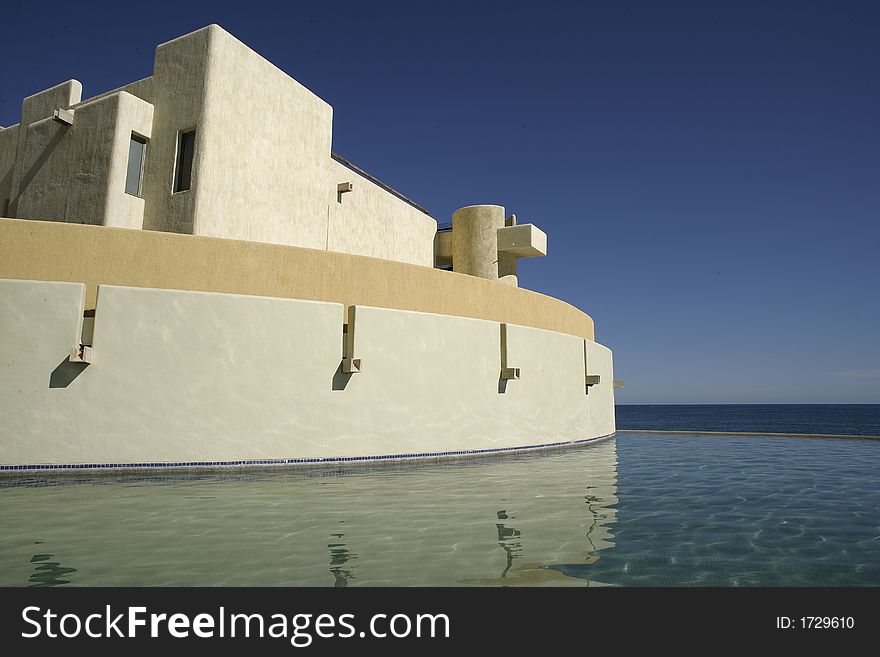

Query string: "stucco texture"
[0, 279, 613, 467]
[0, 218, 596, 341]
[328, 158, 435, 266]
[0, 25, 439, 267]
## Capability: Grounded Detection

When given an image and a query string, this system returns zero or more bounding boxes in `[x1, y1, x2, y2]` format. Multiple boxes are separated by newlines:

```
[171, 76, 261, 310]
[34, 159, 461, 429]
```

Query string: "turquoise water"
[1, 432, 878, 586]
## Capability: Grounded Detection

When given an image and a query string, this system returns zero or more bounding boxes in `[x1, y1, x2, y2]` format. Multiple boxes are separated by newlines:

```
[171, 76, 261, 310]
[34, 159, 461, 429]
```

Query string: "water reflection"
[28, 545, 77, 587]
[462, 444, 619, 586]
[0, 439, 618, 586]
[328, 530, 356, 587]
[495, 510, 522, 578]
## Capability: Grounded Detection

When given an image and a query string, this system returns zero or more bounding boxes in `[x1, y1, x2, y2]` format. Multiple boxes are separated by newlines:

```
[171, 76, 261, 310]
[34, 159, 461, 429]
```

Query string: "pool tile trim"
[0, 433, 615, 474]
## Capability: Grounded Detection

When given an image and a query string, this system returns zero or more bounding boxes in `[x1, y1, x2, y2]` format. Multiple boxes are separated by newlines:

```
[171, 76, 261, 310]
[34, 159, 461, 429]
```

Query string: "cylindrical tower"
[451, 204, 505, 280]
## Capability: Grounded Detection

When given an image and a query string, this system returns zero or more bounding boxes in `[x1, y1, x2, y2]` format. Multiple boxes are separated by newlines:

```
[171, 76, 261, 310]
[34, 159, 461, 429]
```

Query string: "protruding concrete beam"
[336, 181, 353, 204]
[499, 323, 520, 382]
[501, 367, 520, 380]
[439, 206, 547, 283]
[584, 339, 601, 394]
[497, 224, 547, 258]
[342, 357, 362, 373]
[52, 108, 74, 126]
[613, 380, 625, 389]
[69, 344, 92, 364]
[342, 305, 362, 373]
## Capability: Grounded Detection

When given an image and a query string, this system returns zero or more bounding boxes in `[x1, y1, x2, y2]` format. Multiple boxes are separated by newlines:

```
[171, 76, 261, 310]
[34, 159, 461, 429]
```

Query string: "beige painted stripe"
[0, 218, 596, 340]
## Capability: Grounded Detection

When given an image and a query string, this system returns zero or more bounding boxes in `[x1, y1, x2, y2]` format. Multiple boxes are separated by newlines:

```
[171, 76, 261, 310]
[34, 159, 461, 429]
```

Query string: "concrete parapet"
[0, 218, 595, 341]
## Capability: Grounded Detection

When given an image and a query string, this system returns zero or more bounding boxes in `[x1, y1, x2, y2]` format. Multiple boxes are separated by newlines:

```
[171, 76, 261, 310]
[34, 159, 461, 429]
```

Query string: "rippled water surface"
[1, 433, 879, 586]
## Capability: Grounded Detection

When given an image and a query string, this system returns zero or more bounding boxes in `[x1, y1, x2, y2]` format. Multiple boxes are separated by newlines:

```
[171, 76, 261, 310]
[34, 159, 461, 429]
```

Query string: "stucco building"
[0, 24, 545, 282]
[0, 25, 613, 474]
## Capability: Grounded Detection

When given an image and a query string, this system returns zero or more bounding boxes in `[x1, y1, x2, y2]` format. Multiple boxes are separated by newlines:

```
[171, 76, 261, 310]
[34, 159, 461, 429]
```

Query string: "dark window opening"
[174, 130, 195, 192]
[124, 134, 147, 197]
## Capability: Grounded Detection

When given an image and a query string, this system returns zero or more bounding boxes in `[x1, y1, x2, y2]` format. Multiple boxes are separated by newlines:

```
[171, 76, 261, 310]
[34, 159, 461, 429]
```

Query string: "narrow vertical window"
[174, 130, 195, 192]
[124, 134, 147, 197]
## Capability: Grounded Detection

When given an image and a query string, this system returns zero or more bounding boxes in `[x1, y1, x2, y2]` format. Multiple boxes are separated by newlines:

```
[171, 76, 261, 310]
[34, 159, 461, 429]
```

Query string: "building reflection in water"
[495, 510, 523, 578]
[28, 547, 77, 587]
[464, 439, 619, 586]
[328, 531, 355, 587]
[0, 439, 618, 586]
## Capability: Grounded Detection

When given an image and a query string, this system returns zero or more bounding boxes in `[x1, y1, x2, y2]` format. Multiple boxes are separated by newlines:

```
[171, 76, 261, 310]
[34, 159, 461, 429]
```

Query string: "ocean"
[615, 404, 880, 436]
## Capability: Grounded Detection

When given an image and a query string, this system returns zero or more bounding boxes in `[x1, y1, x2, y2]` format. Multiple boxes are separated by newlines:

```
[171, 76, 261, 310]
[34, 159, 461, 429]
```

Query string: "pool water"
[1, 432, 878, 586]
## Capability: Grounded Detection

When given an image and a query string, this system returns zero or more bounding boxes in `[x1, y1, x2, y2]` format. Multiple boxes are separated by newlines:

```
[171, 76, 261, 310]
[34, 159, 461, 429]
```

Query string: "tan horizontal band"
[0, 218, 595, 341]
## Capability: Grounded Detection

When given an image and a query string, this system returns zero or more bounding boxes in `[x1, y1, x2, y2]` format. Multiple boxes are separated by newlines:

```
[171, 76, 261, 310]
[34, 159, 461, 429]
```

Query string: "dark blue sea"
[616, 404, 880, 436]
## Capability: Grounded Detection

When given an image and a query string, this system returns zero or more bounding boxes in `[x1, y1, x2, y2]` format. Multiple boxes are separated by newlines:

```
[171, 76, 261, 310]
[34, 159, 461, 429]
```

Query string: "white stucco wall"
[68, 91, 154, 229]
[12, 91, 154, 228]
[190, 26, 436, 265]
[504, 322, 615, 439]
[0, 77, 155, 224]
[1, 25, 438, 267]
[328, 158, 436, 266]
[0, 125, 19, 216]
[77, 76, 155, 106]
[7, 81, 82, 218]
[585, 338, 616, 434]
[0, 280, 614, 469]
[140, 27, 211, 234]
[11, 116, 73, 222]
[193, 26, 335, 249]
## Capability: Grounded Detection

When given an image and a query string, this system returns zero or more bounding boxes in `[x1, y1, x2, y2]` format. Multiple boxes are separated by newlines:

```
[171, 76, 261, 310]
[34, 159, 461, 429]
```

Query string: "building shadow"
[12, 127, 67, 215]
[49, 357, 88, 388]
[331, 362, 352, 391]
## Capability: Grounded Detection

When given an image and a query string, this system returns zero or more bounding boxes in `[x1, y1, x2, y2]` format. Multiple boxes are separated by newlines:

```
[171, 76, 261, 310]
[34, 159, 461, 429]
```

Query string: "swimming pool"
[1, 432, 878, 586]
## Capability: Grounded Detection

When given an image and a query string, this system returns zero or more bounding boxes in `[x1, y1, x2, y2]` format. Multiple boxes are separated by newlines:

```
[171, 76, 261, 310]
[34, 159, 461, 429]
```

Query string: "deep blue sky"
[2, 1, 878, 403]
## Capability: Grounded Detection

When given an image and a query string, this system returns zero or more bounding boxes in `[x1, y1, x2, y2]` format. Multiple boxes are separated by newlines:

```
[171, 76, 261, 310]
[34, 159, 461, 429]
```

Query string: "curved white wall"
[0, 279, 615, 471]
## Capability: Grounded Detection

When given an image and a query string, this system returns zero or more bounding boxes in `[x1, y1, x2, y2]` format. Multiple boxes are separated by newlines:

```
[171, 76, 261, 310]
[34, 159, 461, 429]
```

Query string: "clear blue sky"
[2, 1, 878, 404]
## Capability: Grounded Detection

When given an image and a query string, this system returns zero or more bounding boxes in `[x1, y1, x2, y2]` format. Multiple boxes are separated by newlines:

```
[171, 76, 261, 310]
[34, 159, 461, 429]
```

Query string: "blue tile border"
[0, 433, 614, 474]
